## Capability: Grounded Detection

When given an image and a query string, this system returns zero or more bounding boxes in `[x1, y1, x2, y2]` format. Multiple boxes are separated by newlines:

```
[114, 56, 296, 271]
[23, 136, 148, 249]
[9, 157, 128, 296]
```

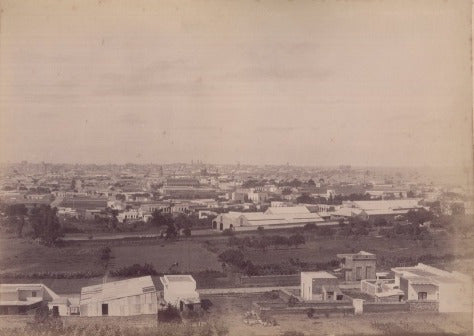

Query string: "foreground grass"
[0, 320, 228, 336]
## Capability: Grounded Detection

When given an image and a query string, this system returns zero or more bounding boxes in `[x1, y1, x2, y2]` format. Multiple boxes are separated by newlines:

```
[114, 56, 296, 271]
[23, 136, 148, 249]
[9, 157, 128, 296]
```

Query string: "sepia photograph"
[0, 0, 473, 335]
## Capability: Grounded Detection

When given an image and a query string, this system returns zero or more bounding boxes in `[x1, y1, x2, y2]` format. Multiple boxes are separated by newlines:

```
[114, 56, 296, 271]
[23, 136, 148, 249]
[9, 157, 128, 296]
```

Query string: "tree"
[29, 205, 63, 246]
[281, 188, 292, 195]
[175, 213, 193, 230]
[166, 223, 178, 239]
[256, 238, 269, 251]
[244, 260, 259, 276]
[115, 194, 126, 202]
[296, 194, 315, 204]
[218, 249, 245, 267]
[406, 208, 433, 225]
[288, 234, 305, 248]
[151, 210, 174, 227]
[374, 218, 388, 227]
[157, 304, 182, 323]
[108, 210, 119, 230]
[99, 246, 112, 268]
[183, 227, 191, 237]
[5, 204, 28, 237]
[287, 296, 299, 307]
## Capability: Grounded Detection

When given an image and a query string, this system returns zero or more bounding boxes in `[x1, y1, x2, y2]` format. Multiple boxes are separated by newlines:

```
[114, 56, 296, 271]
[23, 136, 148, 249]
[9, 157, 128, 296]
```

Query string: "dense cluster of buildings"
[0, 163, 471, 235]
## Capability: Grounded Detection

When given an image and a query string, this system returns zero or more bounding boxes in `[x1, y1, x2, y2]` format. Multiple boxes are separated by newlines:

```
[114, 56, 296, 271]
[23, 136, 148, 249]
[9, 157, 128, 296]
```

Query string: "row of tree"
[150, 210, 193, 238]
[3, 204, 63, 246]
[228, 233, 306, 251]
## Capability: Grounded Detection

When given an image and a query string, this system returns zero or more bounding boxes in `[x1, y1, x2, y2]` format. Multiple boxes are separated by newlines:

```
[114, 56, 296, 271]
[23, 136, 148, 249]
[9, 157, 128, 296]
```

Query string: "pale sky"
[0, 0, 472, 170]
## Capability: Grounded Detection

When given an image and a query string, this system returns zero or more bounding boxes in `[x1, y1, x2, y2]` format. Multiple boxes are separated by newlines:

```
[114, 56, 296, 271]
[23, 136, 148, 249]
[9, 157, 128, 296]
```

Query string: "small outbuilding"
[300, 271, 344, 301]
[160, 275, 200, 311]
[0, 284, 58, 315]
[337, 251, 376, 281]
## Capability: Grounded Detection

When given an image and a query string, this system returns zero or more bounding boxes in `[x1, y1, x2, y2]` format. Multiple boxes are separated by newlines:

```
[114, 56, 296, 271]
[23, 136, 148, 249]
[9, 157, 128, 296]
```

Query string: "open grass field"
[0, 238, 104, 274]
[209, 233, 474, 274]
[0, 237, 222, 275]
[110, 240, 222, 273]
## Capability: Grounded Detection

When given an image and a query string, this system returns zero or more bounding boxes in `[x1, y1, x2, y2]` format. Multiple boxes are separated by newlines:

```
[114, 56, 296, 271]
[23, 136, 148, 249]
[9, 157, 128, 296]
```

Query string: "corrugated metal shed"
[80, 276, 155, 304]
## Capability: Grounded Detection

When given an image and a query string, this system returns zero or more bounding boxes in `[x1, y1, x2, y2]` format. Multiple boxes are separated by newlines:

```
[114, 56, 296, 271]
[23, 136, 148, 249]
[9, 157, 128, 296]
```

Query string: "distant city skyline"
[0, 0, 472, 171]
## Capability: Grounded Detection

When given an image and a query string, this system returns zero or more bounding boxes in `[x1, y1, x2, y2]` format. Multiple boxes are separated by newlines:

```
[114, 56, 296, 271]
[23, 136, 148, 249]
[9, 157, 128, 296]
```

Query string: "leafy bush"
[110, 263, 157, 277]
[222, 229, 234, 236]
[0, 270, 103, 279]
[157, 304, 182, 323]
[263, 290, 280, 300]
[218, 249, 245, 267]
[287, 296, 299, 307]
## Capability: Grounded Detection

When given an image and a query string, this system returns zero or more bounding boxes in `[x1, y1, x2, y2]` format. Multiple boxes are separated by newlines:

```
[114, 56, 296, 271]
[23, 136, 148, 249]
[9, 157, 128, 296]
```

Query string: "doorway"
[102, 303, 108, 316]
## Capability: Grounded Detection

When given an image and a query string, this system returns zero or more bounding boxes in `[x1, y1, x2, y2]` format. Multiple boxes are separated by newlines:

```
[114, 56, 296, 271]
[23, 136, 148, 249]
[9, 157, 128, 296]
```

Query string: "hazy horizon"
[0, 0, 472, 173]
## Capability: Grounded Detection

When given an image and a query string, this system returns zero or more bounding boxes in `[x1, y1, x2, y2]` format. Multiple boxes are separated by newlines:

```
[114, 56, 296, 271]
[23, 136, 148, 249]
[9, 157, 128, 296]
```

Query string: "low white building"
[57, 207, 79, 218]
[212, 210, 324, 231]
[391, 263, 472, 313]
[117, 209, 144, 223]
[300, 271, 344, 301]
[80, 276, 158, 316]
[247, 191, 268, 204]
[159, 275, 200, 311]
[107, 200, 126, 211]
[0, 283, 78, 316]
[340, 199, 425, 223]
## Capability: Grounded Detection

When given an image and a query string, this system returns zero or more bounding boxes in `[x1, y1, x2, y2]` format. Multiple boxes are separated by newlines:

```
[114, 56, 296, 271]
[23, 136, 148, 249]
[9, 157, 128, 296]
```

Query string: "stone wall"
[407, 300, 439, 312]
[239, 274, 299, 287]
[363, 302, 409, 313]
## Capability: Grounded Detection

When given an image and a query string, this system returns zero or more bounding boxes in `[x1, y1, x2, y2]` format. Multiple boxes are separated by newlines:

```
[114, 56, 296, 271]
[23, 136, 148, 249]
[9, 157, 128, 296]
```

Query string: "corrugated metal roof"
[265, 206, 310, 215]
[80, 276, 156, 305]
[352, 199, 422, 211]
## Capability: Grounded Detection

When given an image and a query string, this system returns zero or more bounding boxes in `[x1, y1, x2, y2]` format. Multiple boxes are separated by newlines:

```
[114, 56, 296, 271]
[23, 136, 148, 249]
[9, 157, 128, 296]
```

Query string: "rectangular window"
[31, 291, 37, 297]
[356, 267, 362, 280]
[418, 292, 427, 300]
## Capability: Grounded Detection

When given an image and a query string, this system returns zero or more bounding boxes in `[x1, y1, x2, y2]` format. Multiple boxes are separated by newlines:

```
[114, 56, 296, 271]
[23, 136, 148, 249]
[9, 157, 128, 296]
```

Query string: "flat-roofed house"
[337, 251, 376, 281]
[300, 271, 344, 301]
[391, 263, 472, 313]
[159, 275, 200, 311]
[79, 276, 158, 316]
[0, 284, 58, 315]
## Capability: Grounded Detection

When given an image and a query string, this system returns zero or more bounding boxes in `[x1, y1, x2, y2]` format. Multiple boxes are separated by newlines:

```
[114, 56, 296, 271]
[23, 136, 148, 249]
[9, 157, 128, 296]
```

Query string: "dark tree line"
[150, 210, 193, 238]
[2, 204, 63, 245]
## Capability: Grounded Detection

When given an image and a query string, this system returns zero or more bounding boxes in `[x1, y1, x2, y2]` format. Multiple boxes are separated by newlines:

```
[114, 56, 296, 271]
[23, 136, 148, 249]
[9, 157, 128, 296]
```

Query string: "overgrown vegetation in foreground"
[0, 324, 470, 336]
[0, 321, 231, 336]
